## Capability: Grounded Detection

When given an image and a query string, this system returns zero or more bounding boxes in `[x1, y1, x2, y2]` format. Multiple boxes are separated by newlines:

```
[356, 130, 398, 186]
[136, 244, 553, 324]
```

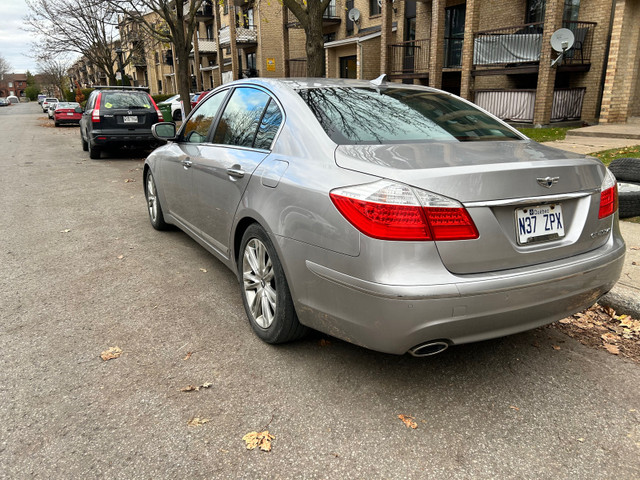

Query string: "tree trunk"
[305, 1, 325, 77]
[176, 44, 192, 116]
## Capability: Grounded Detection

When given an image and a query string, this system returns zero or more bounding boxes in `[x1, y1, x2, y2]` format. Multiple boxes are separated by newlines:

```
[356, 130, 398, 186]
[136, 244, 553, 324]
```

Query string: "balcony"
[196, 0, 214, 19]
[388, 38, 430, 79]
[131, 55, 147, 67]
[472, 21, 595, 75]
[218, 25, 258, 46]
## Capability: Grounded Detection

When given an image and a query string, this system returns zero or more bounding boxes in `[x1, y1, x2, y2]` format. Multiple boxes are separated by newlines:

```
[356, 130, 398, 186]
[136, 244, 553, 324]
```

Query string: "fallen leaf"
[577, 438, 585, 443]
[319, 339, 331, 347]
[509, 406, 520, 411]
[559, 318, 571, 324]
[117, 255, 124, 260]
[124, 178, 135, 183]
[199, 268, 207, 273]
[601, 332, 617, 343]
[181, 385, 198, 392]
[398, 414, 418, 429]
[100, 346, 123, 361]
[630, 247, 639, 251]
[187, 417, 209, 427]
[183, 351, 193, 360]
[604, 344, 620, 355]
[552, 345, 561, 350]
[243, 431, 275, 451]
[60, 229, 71, 233]
[200, 382, 213, 389]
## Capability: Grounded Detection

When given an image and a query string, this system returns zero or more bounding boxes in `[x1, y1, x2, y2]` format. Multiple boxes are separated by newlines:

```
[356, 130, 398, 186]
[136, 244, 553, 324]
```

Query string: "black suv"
[80, 86, 164, 159]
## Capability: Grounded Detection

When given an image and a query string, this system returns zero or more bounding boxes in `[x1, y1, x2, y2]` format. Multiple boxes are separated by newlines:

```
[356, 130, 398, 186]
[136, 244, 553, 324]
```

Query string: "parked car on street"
[79, 86, 164, 159]
[42, 97, 58, 113]
[144, 78, 625, 356]
[7, 95, 19, 104]
[37, 94, 47, 105]
[0, 97, 8, 107]
[53, 102, 82, 127]
[157, 94, 190, 121]
[189, 91, 209, 109]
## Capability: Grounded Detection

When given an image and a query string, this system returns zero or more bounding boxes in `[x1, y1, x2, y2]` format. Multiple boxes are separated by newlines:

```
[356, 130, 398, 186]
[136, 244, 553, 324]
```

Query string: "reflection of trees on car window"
[298, 87, 520, 144]
[213, 88, 272, 148]
[254, 100, 283, 150]
[183, 91, 226, 143]
[102, 92, 150, 109]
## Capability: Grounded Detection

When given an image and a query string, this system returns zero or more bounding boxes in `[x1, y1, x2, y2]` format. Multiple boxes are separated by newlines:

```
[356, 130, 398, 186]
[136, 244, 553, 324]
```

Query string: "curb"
[599, 284, 640, 320]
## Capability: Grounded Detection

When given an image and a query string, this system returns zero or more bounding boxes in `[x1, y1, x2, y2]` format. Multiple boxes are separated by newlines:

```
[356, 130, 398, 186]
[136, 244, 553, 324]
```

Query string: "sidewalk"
[543, 117, 640, 154]
[542, 120, 640, 318]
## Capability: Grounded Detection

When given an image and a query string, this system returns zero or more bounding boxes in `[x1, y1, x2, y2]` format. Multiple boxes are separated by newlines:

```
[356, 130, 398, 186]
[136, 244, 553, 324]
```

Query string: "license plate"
[123, 116, 138, 123]
[67, 112, 74, 116]
[516, 204, 565, 244]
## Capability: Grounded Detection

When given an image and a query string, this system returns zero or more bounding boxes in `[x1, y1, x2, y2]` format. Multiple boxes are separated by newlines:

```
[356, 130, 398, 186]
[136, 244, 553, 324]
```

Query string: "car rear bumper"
[279, 230, 626, 355]
[55, 117, 81, 124]
[90, 130, 156, 146]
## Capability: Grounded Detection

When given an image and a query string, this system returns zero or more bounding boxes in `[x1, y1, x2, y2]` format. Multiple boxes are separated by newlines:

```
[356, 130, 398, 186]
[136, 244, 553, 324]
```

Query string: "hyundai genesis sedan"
[143, 78, 625, 356]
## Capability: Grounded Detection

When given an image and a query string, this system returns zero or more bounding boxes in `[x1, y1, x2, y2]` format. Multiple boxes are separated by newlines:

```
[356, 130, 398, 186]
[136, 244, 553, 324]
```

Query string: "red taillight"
[330, 181, 479, 241]
[92, 92, 102, 123]
[330, 195, 432, 240]
[598, 169, 618, 219]
[599, 185, 618, 219]
[149, 95, 164, 122]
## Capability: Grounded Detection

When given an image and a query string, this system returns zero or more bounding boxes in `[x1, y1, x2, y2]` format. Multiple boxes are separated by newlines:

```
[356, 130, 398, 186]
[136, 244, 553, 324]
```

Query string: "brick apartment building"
[0, 73, 28, 99]
[108, 0, 638, 126]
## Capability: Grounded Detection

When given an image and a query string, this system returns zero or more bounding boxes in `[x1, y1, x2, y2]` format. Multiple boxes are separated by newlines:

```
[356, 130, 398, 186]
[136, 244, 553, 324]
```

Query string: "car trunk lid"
[335, 140, 613, 274]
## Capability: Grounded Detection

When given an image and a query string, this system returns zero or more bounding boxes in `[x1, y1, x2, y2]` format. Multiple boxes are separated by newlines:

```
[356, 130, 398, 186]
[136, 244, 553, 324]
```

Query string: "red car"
[54, 102, 82, 127]
[190, 91, 210, 109]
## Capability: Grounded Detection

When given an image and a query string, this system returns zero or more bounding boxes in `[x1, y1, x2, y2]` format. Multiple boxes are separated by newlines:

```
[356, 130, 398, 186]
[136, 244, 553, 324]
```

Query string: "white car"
[157, 94, 188, 121]
[42, 98, 59, 113]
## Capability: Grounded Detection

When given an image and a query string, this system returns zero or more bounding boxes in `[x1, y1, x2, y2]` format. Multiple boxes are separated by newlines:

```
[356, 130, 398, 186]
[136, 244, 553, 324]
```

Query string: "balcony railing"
[323, 0, 338, 19]
[473, 21, 595, 67]
[218, 25, 258, 45]
[388, 38, 430, 75]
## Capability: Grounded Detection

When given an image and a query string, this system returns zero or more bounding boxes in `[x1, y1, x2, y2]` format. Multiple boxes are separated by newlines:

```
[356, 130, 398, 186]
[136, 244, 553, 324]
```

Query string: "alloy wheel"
[146, 174, 158, 223]
[242, 238, 276, 328]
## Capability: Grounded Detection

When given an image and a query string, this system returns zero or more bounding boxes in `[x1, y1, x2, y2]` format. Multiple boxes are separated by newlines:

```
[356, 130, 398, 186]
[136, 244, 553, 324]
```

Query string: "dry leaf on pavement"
[398, 414, 418, 429]
[180, 382, 213, 392]
[60, 229, 71, 233]
[117, 255, 124, 260]
[604, 344, 620, 355]
[199, 268, 207, 273]
[318, 339, 331, 347]
[183, 351, 193, 360]
[100, 346, 123, 361]
[187, 417, 210, 427]
[552, 345, 561, 350]
[243, 431, 275, 451]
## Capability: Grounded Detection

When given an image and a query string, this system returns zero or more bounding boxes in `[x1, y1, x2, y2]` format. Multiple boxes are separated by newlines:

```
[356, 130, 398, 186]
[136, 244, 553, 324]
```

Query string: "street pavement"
[1, 103, 639, 479]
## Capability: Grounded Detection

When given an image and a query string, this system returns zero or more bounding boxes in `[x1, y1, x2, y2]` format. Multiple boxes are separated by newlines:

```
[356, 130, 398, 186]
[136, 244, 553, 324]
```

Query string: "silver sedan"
[144, 78, 625, 356]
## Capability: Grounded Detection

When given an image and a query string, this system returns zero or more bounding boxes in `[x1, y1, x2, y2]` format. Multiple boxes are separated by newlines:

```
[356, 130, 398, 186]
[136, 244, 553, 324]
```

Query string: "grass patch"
[587, 145, 640, 166]
[517, 127, 576, 143]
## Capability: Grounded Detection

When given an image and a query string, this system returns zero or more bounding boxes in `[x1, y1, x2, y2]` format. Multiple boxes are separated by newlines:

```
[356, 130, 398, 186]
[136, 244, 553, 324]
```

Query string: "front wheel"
[238, 225, 307, 344]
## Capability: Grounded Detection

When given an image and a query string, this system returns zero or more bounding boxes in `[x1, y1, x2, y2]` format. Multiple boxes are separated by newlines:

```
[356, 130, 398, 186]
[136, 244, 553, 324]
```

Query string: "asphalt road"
[1, 102, 639, 479]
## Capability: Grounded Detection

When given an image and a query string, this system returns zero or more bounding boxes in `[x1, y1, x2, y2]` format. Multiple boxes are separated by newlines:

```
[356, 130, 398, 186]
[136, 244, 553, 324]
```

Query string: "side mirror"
[152, 122, 177, 141]
[74, 106, 83, 113]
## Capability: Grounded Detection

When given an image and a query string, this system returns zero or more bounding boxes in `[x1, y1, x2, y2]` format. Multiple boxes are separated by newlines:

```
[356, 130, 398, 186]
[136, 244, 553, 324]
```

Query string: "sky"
[0, 0, 39, 73]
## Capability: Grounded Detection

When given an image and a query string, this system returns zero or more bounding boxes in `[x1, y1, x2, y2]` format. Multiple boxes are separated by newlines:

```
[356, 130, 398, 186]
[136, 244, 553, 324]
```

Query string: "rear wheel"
[238, 225, 306, 344]
[89, 141, 101, 159]
[81, 130, 88, 151]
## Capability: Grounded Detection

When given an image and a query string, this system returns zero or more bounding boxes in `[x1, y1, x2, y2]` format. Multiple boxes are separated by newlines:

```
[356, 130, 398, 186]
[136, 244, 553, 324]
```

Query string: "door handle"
[227, 167, 245, 178]
[182, 158, 192, 168]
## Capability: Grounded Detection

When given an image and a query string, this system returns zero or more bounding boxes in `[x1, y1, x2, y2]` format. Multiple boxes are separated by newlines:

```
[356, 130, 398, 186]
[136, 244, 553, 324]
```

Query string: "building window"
[525, 0, 545, 23]
[369, 0, 381, 16]
[206, 23, 214, 40]
[346, 0, 354, 35]
[158, 79, 162, 92]
[563, 0, 580, 22]
[223, 0, 228, 15]
[154, 51, 159, 64]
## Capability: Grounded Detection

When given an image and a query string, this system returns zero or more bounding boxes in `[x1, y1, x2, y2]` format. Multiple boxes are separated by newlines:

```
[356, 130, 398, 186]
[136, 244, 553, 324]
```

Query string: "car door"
[160, 89, 229, 232]
[191, 87, 282, 258]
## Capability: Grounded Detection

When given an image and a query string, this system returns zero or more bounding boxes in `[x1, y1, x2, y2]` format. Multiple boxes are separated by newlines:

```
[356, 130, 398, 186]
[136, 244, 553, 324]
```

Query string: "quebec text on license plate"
[516, 204, 565, 244]
[123, 116, 138, 123]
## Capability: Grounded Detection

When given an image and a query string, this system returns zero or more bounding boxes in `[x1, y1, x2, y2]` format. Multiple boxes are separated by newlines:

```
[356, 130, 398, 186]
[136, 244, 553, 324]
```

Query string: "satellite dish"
[550, 28, 575, 53]
[348, 8, 360, 23]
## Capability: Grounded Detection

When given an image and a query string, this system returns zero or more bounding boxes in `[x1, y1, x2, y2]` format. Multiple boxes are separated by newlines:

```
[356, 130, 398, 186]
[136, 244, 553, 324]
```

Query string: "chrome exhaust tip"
[408, 341, 449, 357]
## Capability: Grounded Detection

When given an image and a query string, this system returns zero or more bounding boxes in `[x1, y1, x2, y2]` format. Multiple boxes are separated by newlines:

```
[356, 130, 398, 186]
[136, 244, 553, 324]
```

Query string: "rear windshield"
[297, 87, 521, 144]
[101, 92, 152, 110]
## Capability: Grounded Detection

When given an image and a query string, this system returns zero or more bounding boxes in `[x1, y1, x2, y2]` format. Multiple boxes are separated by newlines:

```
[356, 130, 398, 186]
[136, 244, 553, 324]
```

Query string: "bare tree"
[104, 0, 205, 116]
[282, 0, 332, 77]
[24, 0, 121, 85]
[38, 57, 72, 98]
[0, 54, 11, 80]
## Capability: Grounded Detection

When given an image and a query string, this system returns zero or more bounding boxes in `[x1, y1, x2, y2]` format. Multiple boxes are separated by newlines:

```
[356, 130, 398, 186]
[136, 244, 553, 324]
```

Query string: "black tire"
[609, 158, 640, 183]
[238, 224, 307, 344]
[618, 182, 640, 218]
[172, 110, 182, 121]
[144, 171, 169, 230]
[89, 142, 101, 159]
[81, 131, 88, 151]
[54, 121, 59, 127]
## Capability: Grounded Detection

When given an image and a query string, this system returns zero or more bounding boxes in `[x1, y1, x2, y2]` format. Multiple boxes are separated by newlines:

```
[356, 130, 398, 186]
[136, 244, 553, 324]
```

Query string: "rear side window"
[213, 87, 271, 148]
[100, 92, 152, 110]
[298, 87, 521, 144]
[253, 99, 283, 150]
